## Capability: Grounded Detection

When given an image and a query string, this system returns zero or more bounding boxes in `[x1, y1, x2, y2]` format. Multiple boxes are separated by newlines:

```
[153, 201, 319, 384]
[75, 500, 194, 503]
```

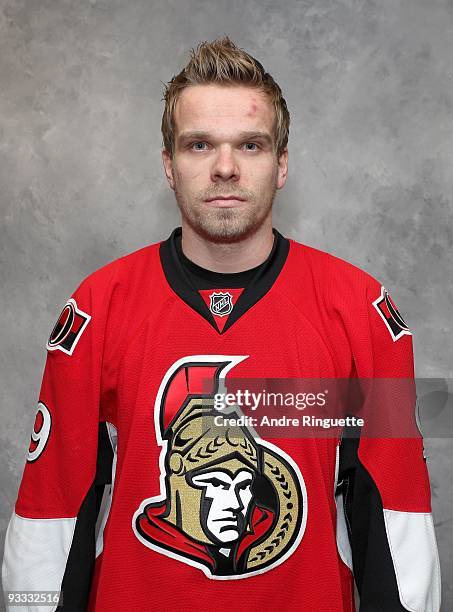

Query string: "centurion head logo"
[132, 355, 307, 579]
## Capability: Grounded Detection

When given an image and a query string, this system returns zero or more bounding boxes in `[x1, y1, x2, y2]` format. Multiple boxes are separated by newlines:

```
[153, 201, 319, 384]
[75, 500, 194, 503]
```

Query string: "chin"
[202, 227, 255, 244]
[192, 214, 263, 243]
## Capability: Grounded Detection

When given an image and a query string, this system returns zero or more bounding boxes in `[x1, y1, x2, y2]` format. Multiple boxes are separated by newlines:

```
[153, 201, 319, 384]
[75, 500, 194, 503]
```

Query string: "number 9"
[27, 401, 52, 462]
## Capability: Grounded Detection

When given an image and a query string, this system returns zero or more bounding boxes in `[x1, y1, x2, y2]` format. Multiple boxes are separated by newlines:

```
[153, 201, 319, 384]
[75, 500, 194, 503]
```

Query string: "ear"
[276, 147, 288, 190]
[162, 149, 175, 191]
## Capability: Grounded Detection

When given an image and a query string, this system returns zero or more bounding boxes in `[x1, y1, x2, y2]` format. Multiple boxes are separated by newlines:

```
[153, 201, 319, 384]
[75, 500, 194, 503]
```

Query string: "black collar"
[175, 232, 271, 289]
[159, 226, 290, 334]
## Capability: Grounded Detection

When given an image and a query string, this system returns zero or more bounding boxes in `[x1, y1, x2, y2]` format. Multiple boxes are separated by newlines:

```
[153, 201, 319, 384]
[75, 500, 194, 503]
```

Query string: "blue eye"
[191, 142, 208, 151]
[190, 142, 260, 151]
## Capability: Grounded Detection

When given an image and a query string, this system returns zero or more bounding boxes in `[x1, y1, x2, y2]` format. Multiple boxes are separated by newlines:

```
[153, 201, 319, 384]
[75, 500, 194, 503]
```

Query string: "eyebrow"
[178, 130, 273, 145]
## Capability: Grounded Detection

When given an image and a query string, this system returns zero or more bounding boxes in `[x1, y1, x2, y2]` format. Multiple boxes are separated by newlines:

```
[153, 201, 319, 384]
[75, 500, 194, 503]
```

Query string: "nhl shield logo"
[209, 292, 233, 317]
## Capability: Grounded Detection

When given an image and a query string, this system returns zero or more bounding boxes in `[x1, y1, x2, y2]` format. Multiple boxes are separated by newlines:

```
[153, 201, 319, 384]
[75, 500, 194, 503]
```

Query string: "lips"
[204, 196, 246, 207]
[205, 196, 245, 201]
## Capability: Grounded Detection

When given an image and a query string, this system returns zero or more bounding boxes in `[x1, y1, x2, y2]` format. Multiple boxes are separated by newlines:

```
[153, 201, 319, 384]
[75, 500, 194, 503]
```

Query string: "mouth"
[204, 196, 246, 208]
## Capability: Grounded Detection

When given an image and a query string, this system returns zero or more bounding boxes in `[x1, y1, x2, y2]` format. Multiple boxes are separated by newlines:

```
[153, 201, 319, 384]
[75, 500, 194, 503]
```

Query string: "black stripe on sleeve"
[337, 435, 410, 612]
[56, 422, 114, 611]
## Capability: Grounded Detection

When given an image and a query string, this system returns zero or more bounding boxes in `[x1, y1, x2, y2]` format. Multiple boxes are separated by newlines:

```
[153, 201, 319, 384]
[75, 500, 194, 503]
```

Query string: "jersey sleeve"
[335, 277, 442, 612]
[1, 273, 115, 612]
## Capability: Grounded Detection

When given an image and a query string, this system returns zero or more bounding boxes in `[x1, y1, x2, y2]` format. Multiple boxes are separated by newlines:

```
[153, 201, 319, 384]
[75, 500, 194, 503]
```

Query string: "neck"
[180, 217, 274, 273]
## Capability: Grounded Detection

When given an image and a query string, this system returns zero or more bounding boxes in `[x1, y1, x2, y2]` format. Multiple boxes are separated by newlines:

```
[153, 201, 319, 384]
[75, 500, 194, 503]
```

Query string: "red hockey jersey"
[2, 227, 441, 611]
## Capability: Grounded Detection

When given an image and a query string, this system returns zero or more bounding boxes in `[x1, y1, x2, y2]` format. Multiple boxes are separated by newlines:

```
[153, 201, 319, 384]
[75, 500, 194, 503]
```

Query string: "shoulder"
[286, 236, 412, 341]
[75, 240, 162, 297]
[46, 239, 164, 355]
[287, 236, 382, 296]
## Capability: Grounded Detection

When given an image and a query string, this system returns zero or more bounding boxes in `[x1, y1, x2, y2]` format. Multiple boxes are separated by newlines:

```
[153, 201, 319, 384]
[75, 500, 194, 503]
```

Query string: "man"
[2, 36, 441, 611]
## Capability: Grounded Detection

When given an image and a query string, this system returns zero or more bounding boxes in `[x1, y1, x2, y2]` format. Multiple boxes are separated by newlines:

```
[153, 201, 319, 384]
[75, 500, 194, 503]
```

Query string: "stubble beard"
[174, 185, 278, 244]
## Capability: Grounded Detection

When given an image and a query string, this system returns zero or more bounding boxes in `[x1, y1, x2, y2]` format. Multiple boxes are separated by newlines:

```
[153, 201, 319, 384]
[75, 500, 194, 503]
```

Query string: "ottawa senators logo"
[132, 355, 307, 579]
[46, 298, 91, 355]
[372, 286, 411, 342]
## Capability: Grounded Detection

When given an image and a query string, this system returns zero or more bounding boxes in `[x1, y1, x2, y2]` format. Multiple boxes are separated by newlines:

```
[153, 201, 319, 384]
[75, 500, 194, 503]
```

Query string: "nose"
[224, 485, 243, 512]
[211, 145, 240, 182]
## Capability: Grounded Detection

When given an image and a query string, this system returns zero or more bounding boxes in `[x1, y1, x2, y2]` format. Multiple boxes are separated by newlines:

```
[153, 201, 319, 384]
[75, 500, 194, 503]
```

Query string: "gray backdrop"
[1, 0, 452, 610]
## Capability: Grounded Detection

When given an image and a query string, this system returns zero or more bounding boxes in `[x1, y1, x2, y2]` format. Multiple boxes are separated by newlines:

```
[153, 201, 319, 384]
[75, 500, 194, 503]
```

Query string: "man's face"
[162, 83, 288, 242]
[191, 469, 254, 544]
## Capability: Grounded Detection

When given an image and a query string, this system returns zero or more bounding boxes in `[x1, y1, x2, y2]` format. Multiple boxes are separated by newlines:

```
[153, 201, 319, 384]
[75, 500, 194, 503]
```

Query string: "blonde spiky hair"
[161, 35, 290, 158]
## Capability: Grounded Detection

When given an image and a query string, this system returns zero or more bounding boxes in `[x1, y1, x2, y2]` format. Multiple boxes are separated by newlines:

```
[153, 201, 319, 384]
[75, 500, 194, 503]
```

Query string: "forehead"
[174, 83, 275, 137]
